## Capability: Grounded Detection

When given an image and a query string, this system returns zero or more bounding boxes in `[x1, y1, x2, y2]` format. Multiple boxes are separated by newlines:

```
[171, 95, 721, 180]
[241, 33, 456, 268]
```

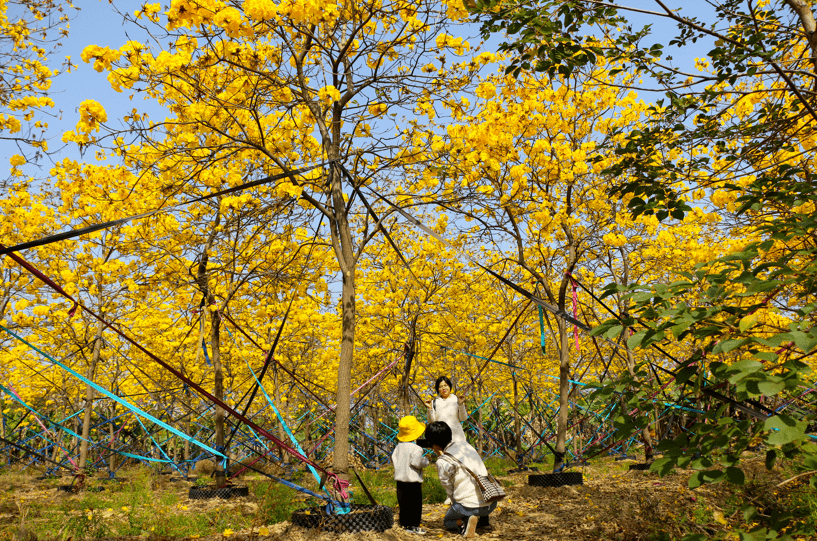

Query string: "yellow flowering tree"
[68, 0, 486, 486]
[476, 3, 817, 534]
[0, 0, 76, 178]
[436, 67, 658, 469]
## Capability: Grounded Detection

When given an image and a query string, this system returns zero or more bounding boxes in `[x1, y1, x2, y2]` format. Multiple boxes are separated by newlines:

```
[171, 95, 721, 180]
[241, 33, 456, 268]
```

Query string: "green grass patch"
[483, 456, 516, 473]
[348, 465, 447, 506]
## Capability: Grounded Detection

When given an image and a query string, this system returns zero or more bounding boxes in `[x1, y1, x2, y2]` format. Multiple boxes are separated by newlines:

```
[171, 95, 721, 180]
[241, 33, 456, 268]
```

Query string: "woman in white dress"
[424, 376, 468, 443]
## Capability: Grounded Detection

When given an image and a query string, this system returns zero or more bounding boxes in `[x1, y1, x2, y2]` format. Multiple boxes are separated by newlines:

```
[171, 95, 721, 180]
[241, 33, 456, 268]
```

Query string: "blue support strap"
[0, 325, 225, 460]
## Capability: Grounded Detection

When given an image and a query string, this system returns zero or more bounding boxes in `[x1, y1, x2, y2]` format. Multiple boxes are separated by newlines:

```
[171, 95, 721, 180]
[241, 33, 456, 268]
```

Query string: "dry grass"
[0, 453, 812, 541]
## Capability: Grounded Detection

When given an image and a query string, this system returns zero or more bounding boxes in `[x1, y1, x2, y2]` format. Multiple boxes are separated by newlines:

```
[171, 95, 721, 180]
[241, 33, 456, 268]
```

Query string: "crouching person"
[425, 421, 497, 538]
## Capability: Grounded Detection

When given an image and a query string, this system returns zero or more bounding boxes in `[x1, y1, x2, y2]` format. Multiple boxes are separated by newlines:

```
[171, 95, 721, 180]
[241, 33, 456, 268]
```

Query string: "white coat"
[436, 441, 489, 508]
[427, 395, 467, 443]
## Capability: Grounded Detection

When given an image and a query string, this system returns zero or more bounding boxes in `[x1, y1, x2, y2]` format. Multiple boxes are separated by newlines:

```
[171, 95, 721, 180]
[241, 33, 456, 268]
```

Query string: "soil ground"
[0, 453, 812, 541]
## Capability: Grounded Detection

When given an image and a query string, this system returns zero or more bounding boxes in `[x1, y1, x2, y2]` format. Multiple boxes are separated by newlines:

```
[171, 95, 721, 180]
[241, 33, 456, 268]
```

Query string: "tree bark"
[623, 346, 654, 460]
[108, 404, 116, 474]
[784, 1, 817, 76]
[195, 211, 223, 485]
[332, 267, 355, 483]
[512, 372, 522, 465]
[555, 318, 570, 470]
[78, 319, 105, 473]
[616, 247, 654, 460]
[477, 380, 485, 455]
[211, 310, 226, 487]
[1, 410, 6, 466]
[273, 366, 289, 464]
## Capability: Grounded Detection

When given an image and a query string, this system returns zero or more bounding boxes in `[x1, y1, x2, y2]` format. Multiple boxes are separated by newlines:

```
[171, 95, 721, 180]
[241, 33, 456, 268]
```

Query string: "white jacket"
[392, 441, 430, 483]
[427, 395, 468, 442]
[436, 441, 489, 508]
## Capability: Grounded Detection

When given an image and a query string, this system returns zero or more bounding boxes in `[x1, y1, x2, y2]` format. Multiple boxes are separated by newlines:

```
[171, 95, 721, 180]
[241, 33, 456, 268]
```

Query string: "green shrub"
[64, 508, 110, 540]
[254, 481, 312, 524]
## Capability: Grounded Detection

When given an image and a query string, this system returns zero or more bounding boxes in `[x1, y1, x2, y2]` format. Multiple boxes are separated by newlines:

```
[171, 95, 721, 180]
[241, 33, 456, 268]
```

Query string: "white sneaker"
[405, 526, 427, 535]
[444, 497, 451, 505]
[463, 516, 478, 538]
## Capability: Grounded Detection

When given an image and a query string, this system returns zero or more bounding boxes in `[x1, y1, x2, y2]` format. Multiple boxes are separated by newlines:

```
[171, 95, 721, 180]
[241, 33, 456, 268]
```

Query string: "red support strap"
[1, 244, 347, 497]
[3, 250, 78, 317]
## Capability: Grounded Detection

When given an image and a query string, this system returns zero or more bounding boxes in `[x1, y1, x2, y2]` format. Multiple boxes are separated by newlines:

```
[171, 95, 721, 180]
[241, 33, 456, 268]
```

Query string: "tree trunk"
[399, 320, 418, 418]
[623, 347, 654, 460]
[493, 398, 506, 451]
[512, 373, 522, 465]
[273, 367, 289, 464]
[184, 418, 190, 463]
[554, 319, 570, 471]
[784, 0, 817, 80]
[51, 430, 60, 463]
[304, 417, 313, 458]
[332, 267, 356, 485]
[195, 211, 222, 484]
[573, 423, 583, 460]
[78, 319, 105, 473]
[1, 411, 7, 466]
[108, 405, 116, 474]
[211, 311, 227, 487]
[477, 381, 484, 455]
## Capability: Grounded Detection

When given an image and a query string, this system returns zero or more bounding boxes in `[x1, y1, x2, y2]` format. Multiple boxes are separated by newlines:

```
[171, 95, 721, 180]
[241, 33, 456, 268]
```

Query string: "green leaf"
[713, 338, 751, 354]
[752, 351, 778, 362]
[632, 291, 654, 303]
[756, 379, 785, 396]
[688, 469, 725, 488]
[739, 313, 759, 333]
[676, 366, 698, 385]
[725, 466, 745, 485]
[765, 449, 777, 470]
[627, 329, 647, 350]
[690, 456, 713, 469]
[671, 318, 694, 339]
[755, 333, 790, 348]
[789, 330, 817, 353]
[604, 324, 624, 340]
[764, 415, 808, 446]
[724, 359, 764, 384]
[649, 457, 675, 476]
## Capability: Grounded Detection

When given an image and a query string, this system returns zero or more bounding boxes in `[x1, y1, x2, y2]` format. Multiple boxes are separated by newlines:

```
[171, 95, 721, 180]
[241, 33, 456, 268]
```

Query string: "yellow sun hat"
[397, 415, 426, 442]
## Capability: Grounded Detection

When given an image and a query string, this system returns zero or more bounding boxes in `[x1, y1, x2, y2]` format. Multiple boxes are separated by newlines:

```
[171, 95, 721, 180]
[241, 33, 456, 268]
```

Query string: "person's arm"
[410, 447, 429, 470]
[456, 396, 467, 422]
[426, 398, 437, 422]
[436, 458, 456, 497]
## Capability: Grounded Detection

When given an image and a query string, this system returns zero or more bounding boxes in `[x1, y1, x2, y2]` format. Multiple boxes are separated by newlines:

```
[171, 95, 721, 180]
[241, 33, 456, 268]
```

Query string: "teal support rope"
[0, 325, 225, 459]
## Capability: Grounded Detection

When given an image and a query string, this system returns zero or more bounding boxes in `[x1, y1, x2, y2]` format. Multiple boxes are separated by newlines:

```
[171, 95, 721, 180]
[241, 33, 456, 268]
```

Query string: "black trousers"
[395, 481, 423, 528]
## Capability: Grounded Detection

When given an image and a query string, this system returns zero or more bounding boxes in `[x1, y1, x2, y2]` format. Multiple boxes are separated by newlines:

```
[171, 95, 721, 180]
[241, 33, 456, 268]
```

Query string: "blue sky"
[3, 0, 718, 177]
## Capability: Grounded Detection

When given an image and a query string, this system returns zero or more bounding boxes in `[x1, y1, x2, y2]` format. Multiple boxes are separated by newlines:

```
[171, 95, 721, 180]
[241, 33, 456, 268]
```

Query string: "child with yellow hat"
[392, 415, 431, 535]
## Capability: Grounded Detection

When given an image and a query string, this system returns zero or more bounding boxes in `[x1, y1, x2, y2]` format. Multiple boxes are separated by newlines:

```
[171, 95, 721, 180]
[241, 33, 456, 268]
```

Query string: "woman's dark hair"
[425, 421, 452, 449]
[435, 376, 453, 394]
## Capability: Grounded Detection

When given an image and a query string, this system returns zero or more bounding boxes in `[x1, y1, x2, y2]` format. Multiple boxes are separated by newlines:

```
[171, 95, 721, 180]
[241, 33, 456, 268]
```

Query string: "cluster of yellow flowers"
[435, 33, 470, 55]
[76, 100, 108, 133]
[243, 0, 278, 20]
[317, 85, 341, 104]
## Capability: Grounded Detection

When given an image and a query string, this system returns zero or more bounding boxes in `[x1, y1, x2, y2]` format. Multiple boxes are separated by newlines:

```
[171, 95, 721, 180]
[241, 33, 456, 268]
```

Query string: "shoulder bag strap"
[442, 451, 481, 481]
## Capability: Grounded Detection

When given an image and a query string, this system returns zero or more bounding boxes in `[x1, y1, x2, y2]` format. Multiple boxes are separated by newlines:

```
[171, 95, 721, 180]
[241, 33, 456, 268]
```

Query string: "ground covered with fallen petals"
[0, 453, 813, 540]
